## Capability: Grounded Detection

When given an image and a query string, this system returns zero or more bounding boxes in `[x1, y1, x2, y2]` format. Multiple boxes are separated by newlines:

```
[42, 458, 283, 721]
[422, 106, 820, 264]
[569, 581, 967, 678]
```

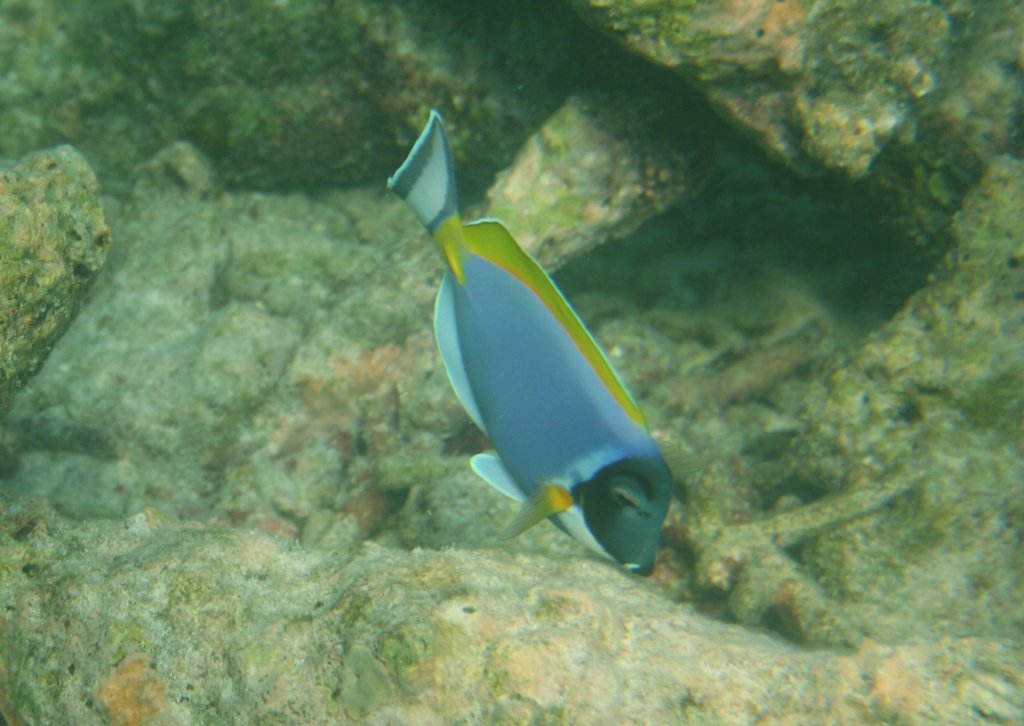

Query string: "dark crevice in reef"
[558, 148, 935, 342]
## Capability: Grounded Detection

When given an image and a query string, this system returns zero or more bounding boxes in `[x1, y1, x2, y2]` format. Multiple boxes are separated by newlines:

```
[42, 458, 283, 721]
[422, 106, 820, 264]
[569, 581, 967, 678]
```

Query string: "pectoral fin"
[500, 484, 574, 540]
[656, 439, 711, 481]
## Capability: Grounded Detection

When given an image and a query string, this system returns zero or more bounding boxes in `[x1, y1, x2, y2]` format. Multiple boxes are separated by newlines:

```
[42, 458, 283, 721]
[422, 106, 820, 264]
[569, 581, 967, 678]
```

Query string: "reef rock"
[486, 94, 706, 271]
[569, 0, 1024, 238]
[1, 0, 632, 190]
[1, 501, 1020, 724]
[778, 157, 1024, 642]
[0, 146, 110, 419]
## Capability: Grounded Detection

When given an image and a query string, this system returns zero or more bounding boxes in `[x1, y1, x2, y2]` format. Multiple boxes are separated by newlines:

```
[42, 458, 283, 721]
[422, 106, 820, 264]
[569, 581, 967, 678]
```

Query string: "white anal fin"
[470, 453, 525, 502]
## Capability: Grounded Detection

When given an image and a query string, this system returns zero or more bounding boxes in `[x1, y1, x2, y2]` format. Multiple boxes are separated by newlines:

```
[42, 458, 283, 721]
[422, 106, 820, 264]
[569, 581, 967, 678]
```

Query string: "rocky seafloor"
[1, 0, 1022, 724]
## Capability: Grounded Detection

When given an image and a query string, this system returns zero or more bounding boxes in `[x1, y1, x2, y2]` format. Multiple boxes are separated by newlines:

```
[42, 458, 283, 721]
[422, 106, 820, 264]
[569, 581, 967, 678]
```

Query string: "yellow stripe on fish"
[459, 218, 647, 428]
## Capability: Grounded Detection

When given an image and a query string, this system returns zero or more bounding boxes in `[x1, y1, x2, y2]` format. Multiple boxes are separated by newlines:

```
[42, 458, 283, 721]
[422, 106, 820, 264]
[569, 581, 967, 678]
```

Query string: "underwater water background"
[0, 0, 1021, 723]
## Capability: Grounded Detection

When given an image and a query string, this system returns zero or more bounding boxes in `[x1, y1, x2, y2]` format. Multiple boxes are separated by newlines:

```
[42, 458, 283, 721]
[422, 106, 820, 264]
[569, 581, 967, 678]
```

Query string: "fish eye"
[611, 483, 641, 509]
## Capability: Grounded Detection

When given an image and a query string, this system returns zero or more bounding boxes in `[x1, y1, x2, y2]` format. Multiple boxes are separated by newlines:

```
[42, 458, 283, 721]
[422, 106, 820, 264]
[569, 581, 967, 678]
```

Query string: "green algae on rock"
[0, 146, 110, 419]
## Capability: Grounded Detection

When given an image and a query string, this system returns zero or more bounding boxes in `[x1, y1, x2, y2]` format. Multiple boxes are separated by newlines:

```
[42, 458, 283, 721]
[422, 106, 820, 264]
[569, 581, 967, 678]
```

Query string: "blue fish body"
[389, 110, 673, 574]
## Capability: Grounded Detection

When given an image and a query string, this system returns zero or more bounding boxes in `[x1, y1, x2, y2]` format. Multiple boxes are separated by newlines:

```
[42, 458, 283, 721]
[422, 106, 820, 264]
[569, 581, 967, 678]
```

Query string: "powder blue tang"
[388, 110, 674, 574]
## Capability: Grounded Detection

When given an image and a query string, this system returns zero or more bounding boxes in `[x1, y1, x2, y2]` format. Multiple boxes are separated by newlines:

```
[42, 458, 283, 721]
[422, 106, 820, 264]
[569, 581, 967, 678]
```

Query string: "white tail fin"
[387, 110, 459, 233]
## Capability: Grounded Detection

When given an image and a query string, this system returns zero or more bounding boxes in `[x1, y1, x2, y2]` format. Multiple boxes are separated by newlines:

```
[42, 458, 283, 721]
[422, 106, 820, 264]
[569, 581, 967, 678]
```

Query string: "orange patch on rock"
[96, 653, 167, 726]
[762, 0, 805, 71]
[868, 647, 926, 717]
[761, 0, 805, 37]
[726, 0, 807, 73]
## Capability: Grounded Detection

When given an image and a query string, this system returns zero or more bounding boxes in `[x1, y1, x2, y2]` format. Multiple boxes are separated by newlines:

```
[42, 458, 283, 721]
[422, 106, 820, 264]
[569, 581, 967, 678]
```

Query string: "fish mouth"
[623, 562, 653, 576]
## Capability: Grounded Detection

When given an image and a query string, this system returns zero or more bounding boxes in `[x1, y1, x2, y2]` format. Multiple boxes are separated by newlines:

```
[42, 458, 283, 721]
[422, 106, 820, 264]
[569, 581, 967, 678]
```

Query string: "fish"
[388, 110, 674, 575]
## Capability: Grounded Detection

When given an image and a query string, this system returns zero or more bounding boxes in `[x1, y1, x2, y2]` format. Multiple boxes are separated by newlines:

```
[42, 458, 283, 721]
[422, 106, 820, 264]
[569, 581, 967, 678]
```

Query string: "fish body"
[389, 111, 673, 574]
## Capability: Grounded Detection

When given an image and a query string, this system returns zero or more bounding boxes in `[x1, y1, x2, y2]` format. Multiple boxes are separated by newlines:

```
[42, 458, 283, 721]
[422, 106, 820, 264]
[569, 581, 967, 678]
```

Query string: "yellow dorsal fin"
[501, 485, 574, 539]
[461, 219, 647, 427]
[433, 214, 467, 283]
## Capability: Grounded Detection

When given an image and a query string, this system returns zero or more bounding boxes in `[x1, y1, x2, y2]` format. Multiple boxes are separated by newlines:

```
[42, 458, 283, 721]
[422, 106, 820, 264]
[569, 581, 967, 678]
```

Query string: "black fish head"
[578, 456, 673, 576]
